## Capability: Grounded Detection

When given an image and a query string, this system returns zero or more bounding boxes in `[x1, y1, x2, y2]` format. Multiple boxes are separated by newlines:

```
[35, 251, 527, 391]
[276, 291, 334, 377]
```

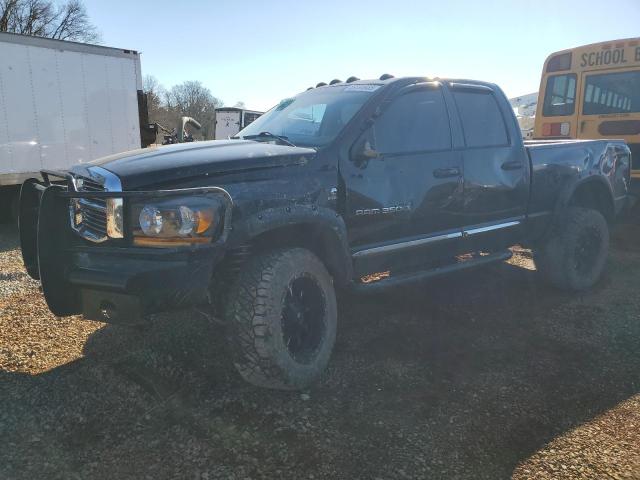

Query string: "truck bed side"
[524, 138, 631, 239]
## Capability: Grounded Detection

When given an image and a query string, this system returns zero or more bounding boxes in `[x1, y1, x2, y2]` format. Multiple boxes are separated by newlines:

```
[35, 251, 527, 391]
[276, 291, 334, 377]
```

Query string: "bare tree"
[142, 75, 173, 143]
[0, 0, 100, 43]
[233, 101, 246, 109]
[166, 81, 222, 139]
[143, 75, 166, 115]
[143, 78, 223, 141]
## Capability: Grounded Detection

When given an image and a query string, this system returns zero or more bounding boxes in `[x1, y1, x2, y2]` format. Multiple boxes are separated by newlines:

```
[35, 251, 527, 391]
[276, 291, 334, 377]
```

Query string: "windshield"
[235, 84, 381, 147]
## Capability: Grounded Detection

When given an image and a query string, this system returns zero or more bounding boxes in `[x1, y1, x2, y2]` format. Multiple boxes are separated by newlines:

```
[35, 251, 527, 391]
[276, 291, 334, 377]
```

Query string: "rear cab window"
[452, 89, 509, 147]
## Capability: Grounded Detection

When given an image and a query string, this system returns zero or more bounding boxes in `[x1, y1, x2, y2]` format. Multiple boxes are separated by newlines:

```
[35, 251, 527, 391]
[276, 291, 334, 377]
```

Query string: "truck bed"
[524, 138, 630, 218]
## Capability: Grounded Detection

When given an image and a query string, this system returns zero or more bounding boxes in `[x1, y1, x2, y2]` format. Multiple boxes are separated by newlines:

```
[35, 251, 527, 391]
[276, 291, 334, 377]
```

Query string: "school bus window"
[585, 84, 593, 103]
[542, 74, 577, 116]
[582, 70, 640, 115]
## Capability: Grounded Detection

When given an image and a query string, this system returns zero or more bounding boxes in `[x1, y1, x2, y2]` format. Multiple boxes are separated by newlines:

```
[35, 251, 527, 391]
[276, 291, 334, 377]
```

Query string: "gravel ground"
[1, 219, 639, 479]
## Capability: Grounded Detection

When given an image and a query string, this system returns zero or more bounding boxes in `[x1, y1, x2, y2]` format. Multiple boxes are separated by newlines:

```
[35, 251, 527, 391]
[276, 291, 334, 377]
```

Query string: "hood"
[72, 140, 316, 190]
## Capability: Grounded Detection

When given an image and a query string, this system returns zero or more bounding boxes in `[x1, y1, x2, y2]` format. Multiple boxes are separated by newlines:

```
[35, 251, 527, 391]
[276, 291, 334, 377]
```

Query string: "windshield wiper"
[241, 131, 296, 147]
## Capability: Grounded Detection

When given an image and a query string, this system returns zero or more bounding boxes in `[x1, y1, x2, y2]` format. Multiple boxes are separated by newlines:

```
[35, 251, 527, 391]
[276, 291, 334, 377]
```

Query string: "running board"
[352, 250, 513, 293]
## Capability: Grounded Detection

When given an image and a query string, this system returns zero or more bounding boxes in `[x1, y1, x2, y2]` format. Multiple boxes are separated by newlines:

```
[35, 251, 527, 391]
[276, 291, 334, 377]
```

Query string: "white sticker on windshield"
[343, 84, 381, 92]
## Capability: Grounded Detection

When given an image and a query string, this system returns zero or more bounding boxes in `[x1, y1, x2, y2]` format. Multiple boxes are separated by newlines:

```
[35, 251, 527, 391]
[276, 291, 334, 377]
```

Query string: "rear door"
[450, 83, 529, 250]
[342, 82, 465, 275]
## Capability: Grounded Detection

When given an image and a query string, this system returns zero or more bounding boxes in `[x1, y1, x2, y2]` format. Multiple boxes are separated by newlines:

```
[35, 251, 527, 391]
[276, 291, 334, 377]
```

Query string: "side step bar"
[352, 250, 513, 293]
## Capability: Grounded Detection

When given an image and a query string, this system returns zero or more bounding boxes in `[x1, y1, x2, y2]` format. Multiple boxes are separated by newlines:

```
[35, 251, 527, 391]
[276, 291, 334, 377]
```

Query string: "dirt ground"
[1, 217, 640, 480]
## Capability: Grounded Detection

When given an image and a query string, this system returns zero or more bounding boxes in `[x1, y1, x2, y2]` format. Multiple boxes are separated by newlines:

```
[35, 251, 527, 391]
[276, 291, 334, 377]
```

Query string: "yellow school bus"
[534, 38, 640, 177]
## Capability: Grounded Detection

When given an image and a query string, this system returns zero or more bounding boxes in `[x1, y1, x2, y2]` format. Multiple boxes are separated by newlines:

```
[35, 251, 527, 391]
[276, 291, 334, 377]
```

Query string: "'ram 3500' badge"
[355, 205, 411, 216]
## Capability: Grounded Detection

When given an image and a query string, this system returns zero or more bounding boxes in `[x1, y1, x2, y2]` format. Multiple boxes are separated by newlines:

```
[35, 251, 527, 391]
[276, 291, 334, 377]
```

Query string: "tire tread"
[225, 248, 335, 389]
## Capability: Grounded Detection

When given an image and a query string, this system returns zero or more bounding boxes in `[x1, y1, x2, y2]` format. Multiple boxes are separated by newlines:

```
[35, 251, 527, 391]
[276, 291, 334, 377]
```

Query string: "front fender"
[230, 205, 353, 285]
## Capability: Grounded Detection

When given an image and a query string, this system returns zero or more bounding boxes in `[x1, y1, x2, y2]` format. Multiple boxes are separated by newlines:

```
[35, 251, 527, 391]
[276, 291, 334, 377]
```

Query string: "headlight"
[131, 196, 222, 247]
[139, 205, 163, 235]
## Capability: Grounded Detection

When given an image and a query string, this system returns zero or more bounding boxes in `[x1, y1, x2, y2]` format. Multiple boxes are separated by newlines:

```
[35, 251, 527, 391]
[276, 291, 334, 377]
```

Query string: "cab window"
[542, 74, 577, 117]
[371, 88, 452, 155]
[453, 90, 509, 147]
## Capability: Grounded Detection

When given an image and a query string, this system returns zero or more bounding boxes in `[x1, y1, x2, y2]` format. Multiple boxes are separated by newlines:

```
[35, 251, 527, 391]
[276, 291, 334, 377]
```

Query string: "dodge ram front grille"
[69, 167, 122, 243]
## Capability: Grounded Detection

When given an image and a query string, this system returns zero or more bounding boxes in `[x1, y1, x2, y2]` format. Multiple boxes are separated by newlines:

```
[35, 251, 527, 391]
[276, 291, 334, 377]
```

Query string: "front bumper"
[19, 173, 231, 324]
[69, 247, 225, 323]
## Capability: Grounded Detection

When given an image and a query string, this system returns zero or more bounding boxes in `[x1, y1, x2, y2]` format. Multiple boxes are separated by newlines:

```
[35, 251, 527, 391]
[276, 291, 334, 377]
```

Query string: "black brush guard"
[19, 170, 232, 322]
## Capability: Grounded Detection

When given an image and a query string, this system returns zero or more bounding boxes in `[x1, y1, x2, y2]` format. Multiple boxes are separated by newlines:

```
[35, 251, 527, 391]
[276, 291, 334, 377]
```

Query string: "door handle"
[433, 167, 460, 178]
[501, 161, 523, 171]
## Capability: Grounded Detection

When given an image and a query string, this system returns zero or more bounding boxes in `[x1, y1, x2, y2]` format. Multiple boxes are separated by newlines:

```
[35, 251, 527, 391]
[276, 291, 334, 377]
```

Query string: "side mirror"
[362, 141, 380, 159]
[352, 137, 380, 165]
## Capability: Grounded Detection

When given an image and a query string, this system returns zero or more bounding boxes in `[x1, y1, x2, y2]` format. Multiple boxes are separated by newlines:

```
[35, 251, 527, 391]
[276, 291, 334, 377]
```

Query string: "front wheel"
[225, 248, 337, 390]
[533, 207, 609, 291]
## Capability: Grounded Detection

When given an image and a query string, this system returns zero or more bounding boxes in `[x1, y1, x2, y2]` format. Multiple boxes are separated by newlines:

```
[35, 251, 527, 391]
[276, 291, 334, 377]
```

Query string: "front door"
[341, 83, 465, 275]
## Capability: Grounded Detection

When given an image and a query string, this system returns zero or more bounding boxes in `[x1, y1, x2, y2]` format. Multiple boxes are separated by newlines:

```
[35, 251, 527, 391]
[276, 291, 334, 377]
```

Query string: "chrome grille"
[70, 167, 122, 243]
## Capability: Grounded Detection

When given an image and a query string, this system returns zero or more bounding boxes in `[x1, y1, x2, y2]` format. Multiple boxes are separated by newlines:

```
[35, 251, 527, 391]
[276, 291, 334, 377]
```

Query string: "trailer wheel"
[0, 187, 19, 224]
[534, 207, 609, 291]
[10, 190, 19, 223]
[225, 248, 337, 390]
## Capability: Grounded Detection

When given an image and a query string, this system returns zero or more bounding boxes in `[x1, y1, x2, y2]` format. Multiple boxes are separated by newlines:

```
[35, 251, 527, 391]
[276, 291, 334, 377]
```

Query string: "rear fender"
[554, 175, 614, 221]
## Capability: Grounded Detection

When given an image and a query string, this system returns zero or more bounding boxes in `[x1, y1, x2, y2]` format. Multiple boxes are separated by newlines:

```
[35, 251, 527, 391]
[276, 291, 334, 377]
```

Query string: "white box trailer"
[214, 107, 263, 140]
[0, 32, 153, 219]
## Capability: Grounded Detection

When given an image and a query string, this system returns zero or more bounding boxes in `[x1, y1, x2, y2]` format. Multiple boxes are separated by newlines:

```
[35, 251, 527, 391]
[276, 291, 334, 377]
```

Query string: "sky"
[83, 0, 640, 112]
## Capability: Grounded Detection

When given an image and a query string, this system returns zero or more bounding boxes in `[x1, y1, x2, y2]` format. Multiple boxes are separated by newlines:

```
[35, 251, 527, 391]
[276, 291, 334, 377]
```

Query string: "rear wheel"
[533, 207, 609, 291]
[225, 248, 337, 390]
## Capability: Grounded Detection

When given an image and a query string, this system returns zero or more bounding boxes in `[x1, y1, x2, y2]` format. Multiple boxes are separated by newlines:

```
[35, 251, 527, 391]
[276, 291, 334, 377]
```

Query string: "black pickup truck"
[19, 75, 631, 390]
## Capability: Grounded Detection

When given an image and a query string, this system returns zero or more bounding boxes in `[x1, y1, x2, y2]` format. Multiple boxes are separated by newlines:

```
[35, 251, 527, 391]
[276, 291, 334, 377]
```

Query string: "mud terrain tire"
[534, 207, 609, 291]
[225, 248, 337, 390]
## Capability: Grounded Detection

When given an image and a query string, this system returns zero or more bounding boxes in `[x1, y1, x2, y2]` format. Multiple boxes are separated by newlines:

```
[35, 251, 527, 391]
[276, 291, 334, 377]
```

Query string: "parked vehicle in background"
[19, 75, 631, 390]
[534, 37, 640, 178]
[510, 92, 537, 140]
[0, 32, 155, 221]
[213, 107, 263, 139]
[157, 117, 202, 145]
